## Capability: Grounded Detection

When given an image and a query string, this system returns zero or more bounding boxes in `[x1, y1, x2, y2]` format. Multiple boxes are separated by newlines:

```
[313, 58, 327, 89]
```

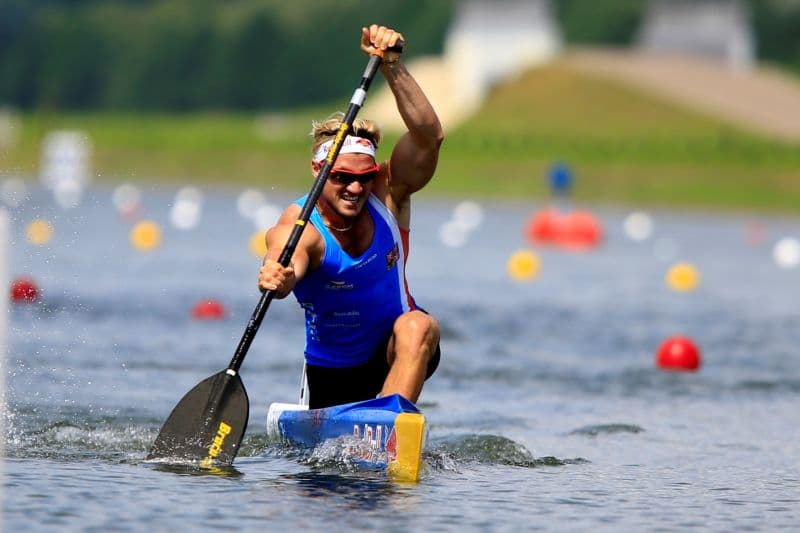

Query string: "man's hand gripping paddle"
[147, 41, 404, 467]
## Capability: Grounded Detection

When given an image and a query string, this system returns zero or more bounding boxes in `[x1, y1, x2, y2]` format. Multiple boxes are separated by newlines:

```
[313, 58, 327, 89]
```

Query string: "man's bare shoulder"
[276, 203, 302, 226]
[266, 201, 323, 266]
[272, 202, 323, 246]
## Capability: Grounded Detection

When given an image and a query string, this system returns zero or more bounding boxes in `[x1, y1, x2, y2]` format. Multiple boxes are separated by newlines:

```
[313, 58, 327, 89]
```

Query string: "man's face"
[314, 153, 378, 218]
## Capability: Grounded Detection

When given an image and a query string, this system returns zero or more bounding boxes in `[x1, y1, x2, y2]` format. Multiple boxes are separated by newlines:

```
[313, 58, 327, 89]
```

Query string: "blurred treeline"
[2, 0, 799, 112]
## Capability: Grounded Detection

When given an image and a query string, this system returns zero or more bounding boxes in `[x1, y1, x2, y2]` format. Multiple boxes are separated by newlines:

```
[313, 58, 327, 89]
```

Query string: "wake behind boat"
[266, 394, 427, 482]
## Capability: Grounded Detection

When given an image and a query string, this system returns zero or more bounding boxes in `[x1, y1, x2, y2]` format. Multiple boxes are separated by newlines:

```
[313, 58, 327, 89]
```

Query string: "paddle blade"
[147, 370, 249, 466]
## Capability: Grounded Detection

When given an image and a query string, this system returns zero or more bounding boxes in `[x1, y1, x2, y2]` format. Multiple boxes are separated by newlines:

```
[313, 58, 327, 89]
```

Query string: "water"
[3, 184, 800, 531]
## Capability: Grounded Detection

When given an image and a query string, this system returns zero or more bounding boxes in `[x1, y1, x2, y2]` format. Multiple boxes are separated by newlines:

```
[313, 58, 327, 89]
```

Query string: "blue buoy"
[548, 162, 572, 195]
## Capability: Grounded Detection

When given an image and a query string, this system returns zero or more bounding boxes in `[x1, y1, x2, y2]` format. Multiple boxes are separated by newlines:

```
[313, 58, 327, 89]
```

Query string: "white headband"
[313, 135, 376, 162]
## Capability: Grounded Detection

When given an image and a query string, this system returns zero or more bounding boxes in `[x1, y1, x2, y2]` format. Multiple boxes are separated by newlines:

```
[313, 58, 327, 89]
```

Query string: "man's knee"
[394, 310, 440, 346]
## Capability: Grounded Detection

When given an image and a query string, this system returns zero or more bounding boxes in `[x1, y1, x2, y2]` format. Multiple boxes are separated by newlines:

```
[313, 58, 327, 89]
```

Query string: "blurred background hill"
[1, 0, 799, 211]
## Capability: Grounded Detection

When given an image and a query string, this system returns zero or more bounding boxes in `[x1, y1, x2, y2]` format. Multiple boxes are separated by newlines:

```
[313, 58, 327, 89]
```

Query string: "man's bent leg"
[381, 310, 440, 403]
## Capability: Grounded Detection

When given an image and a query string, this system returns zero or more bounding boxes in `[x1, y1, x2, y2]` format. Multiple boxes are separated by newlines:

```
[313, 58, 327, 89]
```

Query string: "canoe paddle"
[147, 41, 404, 467]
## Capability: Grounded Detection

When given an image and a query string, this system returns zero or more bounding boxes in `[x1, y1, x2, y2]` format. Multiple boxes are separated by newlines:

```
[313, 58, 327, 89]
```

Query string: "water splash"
[4, 403, 156, 461]
[300, 436, 390, 474]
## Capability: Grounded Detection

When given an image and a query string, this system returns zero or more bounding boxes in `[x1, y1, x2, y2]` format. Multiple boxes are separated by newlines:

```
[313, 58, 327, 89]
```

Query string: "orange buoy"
[10, 277, 39, 303]
[665, 262, 701, 292]
[507, 249, 541, 281]
[656, 336, 701, 372]
[191, 299, 227, 320]
[130, 220, 162, 252]
[249, 230, 268, 258]
[26, 219, 54, 246]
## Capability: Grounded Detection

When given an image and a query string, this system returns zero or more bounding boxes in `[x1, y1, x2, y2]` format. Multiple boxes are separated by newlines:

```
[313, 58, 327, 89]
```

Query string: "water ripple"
[429, 433, 586, 469]
[568, 424, 645, 437]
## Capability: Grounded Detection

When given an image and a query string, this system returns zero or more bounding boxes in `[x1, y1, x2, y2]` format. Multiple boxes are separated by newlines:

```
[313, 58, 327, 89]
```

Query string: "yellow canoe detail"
[387, 412, 427, 482]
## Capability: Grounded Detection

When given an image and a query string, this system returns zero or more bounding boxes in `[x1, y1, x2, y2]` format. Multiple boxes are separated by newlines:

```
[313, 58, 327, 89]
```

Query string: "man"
[258, 24, 444, 409]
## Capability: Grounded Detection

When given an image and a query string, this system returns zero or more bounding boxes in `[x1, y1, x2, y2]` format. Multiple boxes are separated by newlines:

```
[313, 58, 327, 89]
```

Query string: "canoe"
[266, 394, 427, 482]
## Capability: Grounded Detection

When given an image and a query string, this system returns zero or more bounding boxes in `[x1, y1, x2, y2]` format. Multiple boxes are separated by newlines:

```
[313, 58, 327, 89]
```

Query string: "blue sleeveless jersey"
[292, 193, 416, 368]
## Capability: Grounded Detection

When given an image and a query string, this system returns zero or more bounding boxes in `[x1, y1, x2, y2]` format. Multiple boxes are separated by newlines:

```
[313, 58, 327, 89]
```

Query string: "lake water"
[3, 184, 799, 531]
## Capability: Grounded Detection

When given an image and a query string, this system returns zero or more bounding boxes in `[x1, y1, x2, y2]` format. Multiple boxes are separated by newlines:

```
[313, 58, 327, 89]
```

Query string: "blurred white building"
[364, 0, 561, 131]
[637, 0, 755, 70]
[445, 0, 562, 110]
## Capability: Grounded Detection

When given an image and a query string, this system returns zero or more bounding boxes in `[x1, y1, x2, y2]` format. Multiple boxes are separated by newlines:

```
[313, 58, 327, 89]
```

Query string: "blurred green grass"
[436, 65, 800, 211]
[4, 63, 799, 213]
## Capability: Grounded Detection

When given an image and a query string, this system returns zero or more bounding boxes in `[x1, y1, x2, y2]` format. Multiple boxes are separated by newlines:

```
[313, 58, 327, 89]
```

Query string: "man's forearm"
[381, 61, 443, 146]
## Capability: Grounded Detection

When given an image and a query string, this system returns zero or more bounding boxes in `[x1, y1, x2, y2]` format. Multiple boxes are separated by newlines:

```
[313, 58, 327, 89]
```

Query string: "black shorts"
[305, 337, 440, 409]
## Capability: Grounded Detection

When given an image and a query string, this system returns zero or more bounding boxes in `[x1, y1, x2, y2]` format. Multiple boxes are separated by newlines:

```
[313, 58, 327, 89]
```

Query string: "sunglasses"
[328, 163, 380, 186]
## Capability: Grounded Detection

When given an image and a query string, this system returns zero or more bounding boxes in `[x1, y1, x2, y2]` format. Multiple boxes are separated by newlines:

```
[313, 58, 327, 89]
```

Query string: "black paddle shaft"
[228, 44, 403, 373]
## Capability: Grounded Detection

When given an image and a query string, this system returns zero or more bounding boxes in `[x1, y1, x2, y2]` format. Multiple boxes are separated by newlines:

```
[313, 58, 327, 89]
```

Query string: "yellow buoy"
[130, 220, 162, 251]
[249, 230, 268, 258]
[26, 219, 53, 245]
[666, 262, 700, 292]
[507, 249, 541, 281]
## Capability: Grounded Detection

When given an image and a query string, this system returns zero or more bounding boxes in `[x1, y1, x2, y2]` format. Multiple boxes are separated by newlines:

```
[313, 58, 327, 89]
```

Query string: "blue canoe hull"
[267, 394, 427, 481]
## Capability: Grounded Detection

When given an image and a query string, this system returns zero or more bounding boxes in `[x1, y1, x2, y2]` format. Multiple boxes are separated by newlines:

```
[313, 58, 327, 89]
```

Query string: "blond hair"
[310, 112, 381, 156]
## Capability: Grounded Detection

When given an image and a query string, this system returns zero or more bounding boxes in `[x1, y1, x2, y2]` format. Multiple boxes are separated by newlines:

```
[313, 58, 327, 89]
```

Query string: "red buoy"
[561, 209, 603, 251]
[525, 208, 603, 251]
[526, 208, 561, 244]
[656, 336, 701, 372]
[191, 299, 227, 320]
[10, 277, 39, 303]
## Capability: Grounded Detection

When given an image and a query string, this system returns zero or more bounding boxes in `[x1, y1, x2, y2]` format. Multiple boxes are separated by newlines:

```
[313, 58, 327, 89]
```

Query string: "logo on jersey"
[325, 280, 354, 290]
[385, 243, 399, 270]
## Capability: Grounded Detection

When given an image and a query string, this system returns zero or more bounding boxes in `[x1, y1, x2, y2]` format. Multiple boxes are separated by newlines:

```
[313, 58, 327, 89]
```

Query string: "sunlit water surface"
[3, 185, 799, 531]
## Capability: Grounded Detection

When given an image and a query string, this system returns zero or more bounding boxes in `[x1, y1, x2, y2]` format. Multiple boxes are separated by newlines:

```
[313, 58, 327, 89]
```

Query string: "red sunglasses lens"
[329, 165, 379, 185]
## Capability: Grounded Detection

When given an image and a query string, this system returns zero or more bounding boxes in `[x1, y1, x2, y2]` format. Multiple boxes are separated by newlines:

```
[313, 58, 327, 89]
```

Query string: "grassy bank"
[3, 64, 800, 213]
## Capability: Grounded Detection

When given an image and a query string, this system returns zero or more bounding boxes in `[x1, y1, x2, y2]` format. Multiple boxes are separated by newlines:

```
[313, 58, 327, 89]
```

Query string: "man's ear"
[311, 160, 321, 176]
